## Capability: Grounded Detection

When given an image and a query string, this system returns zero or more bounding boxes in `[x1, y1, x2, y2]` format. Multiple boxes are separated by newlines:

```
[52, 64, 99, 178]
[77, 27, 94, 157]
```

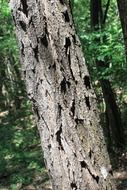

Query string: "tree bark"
[117, 0, 127, 59]
[10, 0, 115, 189]
[90, 0, 124, 148]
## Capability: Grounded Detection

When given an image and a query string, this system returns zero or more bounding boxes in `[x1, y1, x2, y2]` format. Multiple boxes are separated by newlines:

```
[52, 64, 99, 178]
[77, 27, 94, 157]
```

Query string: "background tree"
[117, 0, 127, 59]
[10, 0, 115, 189]
[73, 0, 127, 150]
[90, 0, 124, 148]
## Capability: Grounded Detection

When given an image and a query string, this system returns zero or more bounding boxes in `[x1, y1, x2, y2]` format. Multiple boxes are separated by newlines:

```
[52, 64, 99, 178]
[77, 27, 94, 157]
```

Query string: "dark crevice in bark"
[63, 10, 70, 22]
[33, 46, 39, 62]
[80, 161, 87, 168]
[90, 121, 92, 126]
[68, 51, 76, 82]
[76, 56, 82, 77]
[56, 125, 64, 150]
[60, 77, 67, 93]
[75, 118, 84, 125]
[60, 77, 70, 94]
[59, 0, 64, 5]
[21, 41, 25, 56]
[72, 34, 76, 43]
[48, 144, 51, 150]
[94, 159, 96, 165]
[84, 75, 91, 90]
[67, 160, 70, 167]
[34, 107, 40, 121]
[45, 89, 51, 97]
[51, 161, 53, 167]
[80, 158, 100, 184]
[28, 96, 36, 103]
[28, 16, 33, 25]
[66, 80, 71, 88]
[21, 0, 28, 17]
[52, 62, 56, 70]
[36, 82, 40, 92]
[58, 104, 62, 117]
[70, 99, 75, 116]
[60, 66, 64, 72]
[12, 15, 16, 25]
[65, 37, 71, 55]
[32, 68, 36, 74]
[70, 182, 77, 189]
[18, 7, 22, 12]
[44, 17, 50, 39]
[87, 167, 100, 184]
[41, 115, 49, 130]
[85, 96, 91, 110]
[44, 74, 51, 85]
[89, 149, 93, 159]
[40, 79, 43, 84]
[23, 70, 26, 77]
[19, 21, 27, 31]
[49, 62, 56, 70]
[109, 169, 113, 176]
[41, 35, 48, 47]
[93, 175, 99, 184]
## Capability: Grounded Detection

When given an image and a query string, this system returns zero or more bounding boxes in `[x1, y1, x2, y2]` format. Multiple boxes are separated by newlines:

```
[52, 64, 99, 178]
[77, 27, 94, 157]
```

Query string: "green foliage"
[73, 0, 127, 107]
[0, 107, 45, 187]
[0, 0, 17, 53]
[73, 0, 127, 85]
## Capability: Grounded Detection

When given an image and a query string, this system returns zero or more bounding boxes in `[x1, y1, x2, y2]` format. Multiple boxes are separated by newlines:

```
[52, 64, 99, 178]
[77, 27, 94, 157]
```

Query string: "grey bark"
[10, 0, 115, 189]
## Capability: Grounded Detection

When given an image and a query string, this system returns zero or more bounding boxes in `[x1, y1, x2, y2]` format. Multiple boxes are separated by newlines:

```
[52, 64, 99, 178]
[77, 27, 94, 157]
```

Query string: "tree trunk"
[117, 0, 127, 59]
[10, 0, 115, 189]
[100, 78, 124, 147]
[90, 0, 124, 148]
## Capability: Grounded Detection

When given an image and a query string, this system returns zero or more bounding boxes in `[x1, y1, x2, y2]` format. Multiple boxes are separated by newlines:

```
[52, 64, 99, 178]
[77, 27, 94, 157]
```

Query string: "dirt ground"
[113, 150, 127, 190]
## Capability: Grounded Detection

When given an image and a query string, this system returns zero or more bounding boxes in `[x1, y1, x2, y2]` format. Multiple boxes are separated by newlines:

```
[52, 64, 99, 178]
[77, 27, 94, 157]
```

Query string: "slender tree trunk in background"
[100, 79, 124, 148]
[8, 53, 24, 110]
[0, 58, 6, 109]
[10, 0, 115, 189]
[90, 0, 124, 148]
[117, 0, 127, 59]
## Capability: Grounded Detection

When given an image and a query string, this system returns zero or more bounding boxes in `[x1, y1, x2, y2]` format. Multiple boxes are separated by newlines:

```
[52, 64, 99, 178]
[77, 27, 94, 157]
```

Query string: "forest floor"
[113, 150, 127, 190]
[114, 170, 127, 190]
[112, 128, 127, 190]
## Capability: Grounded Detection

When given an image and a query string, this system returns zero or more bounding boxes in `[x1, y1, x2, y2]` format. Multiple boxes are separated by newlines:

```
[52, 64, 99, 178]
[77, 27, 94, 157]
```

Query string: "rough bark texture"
[117, 0, 127, 59]
[90, 0, 124, 148]
[10, 0, 115, 189]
